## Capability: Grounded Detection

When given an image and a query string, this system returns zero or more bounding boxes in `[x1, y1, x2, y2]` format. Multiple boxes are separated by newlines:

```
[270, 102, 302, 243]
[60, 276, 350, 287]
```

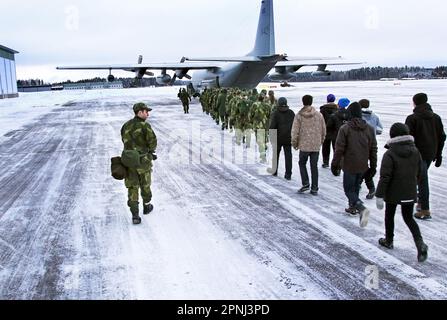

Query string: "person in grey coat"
[359, 99, 384, 200]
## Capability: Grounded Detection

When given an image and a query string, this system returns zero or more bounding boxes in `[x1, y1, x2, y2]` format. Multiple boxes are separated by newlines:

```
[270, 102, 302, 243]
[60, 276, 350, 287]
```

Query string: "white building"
[0, 45, 19, 99]
[64, 81, 124, 90]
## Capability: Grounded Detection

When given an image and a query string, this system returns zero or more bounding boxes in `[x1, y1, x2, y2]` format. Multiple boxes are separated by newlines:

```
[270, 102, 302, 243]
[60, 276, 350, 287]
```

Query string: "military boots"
[143, 203, 154, 215]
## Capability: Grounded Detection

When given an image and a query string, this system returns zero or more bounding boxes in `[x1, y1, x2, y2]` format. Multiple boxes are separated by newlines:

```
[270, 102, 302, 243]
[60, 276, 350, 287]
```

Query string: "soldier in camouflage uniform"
[268, 90, 278, 111]
[180, 88, 192, 114]
[217, 89, 228, 130]
[250, 95, 271, 162]
[121, 102, 158, 225]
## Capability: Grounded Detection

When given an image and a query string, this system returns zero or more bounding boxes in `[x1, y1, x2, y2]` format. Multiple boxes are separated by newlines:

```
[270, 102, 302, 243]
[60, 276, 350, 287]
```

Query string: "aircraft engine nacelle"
[135, 69, 146, 79]
[269, 66, 297, 81]
[175, 69, 188, 80]
[107, 74, 115, 82]
[311, 70, 332, 77]
[269, 72, 296, 81]
[156, 74, 172, 85]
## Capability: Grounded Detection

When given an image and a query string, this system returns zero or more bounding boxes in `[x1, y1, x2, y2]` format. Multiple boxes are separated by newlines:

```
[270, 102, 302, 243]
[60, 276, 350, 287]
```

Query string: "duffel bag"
[111, 157, 128, 180]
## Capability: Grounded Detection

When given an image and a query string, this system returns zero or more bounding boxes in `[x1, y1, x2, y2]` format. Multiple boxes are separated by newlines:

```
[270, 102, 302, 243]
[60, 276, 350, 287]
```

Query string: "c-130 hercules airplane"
[57, 0, 360, 91]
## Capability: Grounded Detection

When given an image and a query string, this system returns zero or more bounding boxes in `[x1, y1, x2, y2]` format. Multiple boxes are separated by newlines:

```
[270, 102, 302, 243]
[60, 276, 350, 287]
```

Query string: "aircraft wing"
[275, 55, 363, 69]
[276, 61, 363, 68]
[56, 62, 221, 71]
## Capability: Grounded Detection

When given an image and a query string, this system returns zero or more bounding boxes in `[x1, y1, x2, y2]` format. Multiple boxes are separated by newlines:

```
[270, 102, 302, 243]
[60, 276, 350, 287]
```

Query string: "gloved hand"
[435, 156, 442, 168]
[331, 164, 341, 177]
[151, 153, 158, 161]
[376, 198, 384, 210]
[368, 167, 377, 179]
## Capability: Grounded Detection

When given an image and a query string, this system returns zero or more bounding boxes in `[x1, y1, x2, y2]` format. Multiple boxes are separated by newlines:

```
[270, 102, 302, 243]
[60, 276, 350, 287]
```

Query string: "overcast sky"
[2, 0, 446, 82]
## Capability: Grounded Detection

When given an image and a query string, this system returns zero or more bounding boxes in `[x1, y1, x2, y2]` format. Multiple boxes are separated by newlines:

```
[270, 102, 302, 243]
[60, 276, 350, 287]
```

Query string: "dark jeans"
[273, 144, 292, 177]
[385, 203, 422, 242]
[362, 175, 376, 191]
[343, 172, 364, 207]
[322, 138, 336, 165]
[418, 160, 431, 211]
[299, 151, 320, 190]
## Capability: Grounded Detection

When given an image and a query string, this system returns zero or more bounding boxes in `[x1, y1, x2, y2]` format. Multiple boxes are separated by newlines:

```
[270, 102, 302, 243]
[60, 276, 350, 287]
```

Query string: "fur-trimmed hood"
[386, 135, 418, 158]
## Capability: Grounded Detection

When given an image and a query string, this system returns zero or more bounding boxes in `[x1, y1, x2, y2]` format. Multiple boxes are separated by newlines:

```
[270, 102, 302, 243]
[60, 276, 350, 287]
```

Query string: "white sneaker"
[359, 207, 370, 228]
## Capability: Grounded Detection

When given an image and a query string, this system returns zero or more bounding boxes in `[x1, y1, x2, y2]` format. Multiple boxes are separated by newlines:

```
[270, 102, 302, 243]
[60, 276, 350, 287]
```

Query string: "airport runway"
[0, 82, 447, 299]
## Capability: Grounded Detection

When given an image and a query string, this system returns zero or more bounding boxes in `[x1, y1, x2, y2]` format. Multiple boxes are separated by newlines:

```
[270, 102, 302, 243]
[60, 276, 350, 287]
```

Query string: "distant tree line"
[270, 66, 447, 83]
[17, 79, 48, 87]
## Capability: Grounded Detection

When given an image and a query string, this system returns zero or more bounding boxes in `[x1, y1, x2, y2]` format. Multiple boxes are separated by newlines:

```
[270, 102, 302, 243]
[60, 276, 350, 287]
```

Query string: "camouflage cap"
[133, 102, 152, 113]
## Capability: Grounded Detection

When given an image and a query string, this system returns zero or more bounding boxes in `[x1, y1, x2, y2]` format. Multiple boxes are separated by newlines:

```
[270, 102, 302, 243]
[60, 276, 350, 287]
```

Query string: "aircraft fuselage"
[191, 60, 278, 91]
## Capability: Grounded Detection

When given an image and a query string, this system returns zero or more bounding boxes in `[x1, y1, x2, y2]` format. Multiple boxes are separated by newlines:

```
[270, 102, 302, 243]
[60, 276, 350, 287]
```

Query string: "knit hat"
[302, 95, 313, 106]
[359, 99, 370, 109]
[327, 94, 336, 103]
[390, 122, 410, 138]
[348, 102, 363, 119]
[278, 97, 288, 107]
[413, 93, 428, 106]
[338, 98, 350, 109]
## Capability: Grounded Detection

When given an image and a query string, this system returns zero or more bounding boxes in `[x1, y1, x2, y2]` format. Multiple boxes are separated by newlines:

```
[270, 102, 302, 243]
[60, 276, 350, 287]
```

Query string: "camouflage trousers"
[255, 129, 268, 161]
[125, 166, 152, 215]
[235, 128, 252, 147]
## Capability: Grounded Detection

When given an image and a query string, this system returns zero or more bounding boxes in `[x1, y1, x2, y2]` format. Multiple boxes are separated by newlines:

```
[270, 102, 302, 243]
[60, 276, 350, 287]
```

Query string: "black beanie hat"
[278, 97, 288, 107]
[302, 95, 313, 106]
[359, 99, 370, 109]
[348, 102, 362, 119]
[413, 93, 428, 106]
[390, 122, 410, 138]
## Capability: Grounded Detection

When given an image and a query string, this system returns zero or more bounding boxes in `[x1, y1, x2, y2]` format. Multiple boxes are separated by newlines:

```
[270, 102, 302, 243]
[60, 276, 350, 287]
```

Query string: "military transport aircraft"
[57, 0, 360, 91]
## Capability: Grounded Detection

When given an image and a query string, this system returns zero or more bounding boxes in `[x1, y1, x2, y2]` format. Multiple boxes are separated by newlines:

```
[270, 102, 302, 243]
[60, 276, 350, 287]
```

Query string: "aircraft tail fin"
[249, 0, 275, 56]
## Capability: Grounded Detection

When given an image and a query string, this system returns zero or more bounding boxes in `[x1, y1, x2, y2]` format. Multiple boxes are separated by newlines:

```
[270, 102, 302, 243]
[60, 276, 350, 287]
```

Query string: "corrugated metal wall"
[0, 53, 18, 99]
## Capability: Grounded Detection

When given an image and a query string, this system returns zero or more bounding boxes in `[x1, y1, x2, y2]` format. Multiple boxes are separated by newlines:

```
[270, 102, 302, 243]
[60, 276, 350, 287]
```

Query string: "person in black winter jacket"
[320, 94, 339, 168]
[326, 98, 352, 144]
[405, 93, 446, 220]
[269, 97, 296, 180]
[375, 123, 428, 262]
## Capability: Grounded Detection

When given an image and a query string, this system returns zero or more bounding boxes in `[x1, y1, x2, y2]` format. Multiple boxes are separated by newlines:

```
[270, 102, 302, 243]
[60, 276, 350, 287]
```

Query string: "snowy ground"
[0, 80, 446, 300]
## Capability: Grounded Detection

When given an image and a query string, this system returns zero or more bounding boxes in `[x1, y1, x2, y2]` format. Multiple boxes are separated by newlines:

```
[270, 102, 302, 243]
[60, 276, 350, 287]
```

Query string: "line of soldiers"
[199, 88, 278, 163]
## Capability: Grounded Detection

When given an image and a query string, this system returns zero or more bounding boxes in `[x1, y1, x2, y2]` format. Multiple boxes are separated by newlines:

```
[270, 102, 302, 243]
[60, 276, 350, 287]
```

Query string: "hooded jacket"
[331, 118, 378, 174]
[405, 103, 446, 162]
[269, 105, 296, 146]
[376, 135, 421, 204]
[326, 109, 352, 141]
[320, 103, 339, 125]
[362, 110, 383, 136]
[292, 106, 326, 152]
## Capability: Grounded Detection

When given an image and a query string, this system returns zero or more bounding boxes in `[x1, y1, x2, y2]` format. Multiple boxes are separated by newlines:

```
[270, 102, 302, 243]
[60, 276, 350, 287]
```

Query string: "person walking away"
[405, 93, 446, 220]
[268, 90, 278, 111]
[250, 95, 271, 163]
[121, 103, 158, 225]
[326, 98, 352, 148]
[217, 89, 228, 130]
[180, 88, 192, 114]
[320, 94, 338, 168]
[331, 102, 377, 227]
[375, 123, 428, 262]
[292, 95, 326, 195]
[359, 99, 384, 200]
[269, 97, 296, 180]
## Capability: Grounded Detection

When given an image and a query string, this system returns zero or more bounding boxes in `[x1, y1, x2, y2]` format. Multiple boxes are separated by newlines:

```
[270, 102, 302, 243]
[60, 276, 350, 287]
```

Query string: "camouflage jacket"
[121, 117, 157, 155]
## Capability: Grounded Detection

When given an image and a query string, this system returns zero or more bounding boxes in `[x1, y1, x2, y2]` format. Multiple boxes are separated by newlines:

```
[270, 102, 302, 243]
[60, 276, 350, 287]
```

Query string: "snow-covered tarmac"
[0, 80, 446, 299]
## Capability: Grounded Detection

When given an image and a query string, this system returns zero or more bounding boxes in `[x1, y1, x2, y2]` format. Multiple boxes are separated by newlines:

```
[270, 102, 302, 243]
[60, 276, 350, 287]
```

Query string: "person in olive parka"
[375, 123, 428, 262]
